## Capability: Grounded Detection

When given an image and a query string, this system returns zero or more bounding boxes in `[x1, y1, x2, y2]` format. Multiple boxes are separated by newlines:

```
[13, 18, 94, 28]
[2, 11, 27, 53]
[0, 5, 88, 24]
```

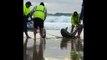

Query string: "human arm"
[29, 6, 37, 20]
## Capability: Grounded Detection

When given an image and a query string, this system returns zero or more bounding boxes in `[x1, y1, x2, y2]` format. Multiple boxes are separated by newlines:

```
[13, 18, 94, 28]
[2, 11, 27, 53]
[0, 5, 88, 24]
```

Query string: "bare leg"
[40, 28, 44, 44]
[71, 25, 75, 33]
[77, 24, 82, 38]
[71, 39, 74, 50]
[34, 28, 37, 41]
[25, 32, 30, 38]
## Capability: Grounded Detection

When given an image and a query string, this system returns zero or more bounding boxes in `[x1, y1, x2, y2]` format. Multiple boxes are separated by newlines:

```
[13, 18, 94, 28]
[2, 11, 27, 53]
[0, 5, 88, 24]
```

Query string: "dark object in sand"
[60, 27, 77, 38]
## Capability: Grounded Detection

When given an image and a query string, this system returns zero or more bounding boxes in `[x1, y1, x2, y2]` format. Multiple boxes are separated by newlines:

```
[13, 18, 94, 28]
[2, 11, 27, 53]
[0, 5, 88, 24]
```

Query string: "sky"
[24, 0, 83, 13]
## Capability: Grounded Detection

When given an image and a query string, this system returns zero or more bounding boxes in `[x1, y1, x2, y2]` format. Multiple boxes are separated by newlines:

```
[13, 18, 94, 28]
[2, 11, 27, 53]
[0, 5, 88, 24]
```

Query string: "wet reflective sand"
[23, 37, 83, 60]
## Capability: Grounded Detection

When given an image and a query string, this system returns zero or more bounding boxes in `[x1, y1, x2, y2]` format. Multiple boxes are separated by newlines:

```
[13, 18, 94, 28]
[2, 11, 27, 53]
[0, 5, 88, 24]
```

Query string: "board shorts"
[23, 16, 28, 32]
[33, 18, 44, 29]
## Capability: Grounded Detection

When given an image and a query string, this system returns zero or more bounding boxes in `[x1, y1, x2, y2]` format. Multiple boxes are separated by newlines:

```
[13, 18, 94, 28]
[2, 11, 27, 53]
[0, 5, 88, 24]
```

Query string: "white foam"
[45, 16, 71, 23]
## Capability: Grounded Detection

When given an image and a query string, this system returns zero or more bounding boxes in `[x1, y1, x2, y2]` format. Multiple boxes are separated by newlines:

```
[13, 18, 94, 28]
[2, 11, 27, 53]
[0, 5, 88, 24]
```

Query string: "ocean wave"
[45, 16, 71, 23]
[27, 16, 83, 30]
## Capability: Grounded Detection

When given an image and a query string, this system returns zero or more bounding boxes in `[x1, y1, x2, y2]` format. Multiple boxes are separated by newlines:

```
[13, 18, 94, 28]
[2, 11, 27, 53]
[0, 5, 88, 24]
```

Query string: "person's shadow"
[60, 37, 71, 49]
[32, 40, 45, 60]
[23, 38, 32, 60]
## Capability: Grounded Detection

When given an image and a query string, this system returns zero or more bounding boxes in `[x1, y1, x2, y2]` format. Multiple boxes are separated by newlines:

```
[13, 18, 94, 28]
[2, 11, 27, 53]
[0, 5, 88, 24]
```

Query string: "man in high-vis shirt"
[71, 11, 82, 38]
[31, 2, 47, 43]
[23, 1, 32, 38]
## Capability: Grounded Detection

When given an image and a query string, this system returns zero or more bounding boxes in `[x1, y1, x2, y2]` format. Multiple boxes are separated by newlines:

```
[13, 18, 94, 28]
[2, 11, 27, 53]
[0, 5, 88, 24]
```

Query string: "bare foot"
[27, 36, 31, 38]
[76, 35, 80, 38]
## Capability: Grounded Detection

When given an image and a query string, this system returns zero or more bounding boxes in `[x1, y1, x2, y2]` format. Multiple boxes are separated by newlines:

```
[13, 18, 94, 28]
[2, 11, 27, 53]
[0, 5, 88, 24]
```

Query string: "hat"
[26, 1, 32, 6]
[40, 2, 44, 6]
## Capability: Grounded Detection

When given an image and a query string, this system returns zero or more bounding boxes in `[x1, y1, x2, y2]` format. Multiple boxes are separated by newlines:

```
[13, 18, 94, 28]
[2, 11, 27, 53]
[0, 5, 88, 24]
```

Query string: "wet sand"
[23, 30, 83, 60]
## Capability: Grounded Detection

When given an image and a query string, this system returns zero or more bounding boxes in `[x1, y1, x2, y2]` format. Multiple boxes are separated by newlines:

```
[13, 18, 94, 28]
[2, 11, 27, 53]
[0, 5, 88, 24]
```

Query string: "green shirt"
[71, 14, 80, 26]
[23, 4, 30, 16]
[32, 5, 47, 20]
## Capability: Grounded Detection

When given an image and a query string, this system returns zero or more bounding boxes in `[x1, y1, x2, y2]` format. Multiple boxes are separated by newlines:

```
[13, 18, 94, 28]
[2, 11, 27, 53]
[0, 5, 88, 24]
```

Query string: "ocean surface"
[28, 15, 83, 30]
[27, 15, 83, 31]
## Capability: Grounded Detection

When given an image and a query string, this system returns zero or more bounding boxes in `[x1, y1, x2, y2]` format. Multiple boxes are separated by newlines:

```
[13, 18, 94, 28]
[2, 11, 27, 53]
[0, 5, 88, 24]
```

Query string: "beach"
[23, 0, 83, 59]
[24, 13, 84, 60]
[23, 30, 84, 60]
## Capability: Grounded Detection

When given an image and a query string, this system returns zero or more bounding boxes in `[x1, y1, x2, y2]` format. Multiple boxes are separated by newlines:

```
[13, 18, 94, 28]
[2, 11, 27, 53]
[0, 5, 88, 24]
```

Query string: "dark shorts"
[33, 18, 44, 28]
[23, 16, 28, 32]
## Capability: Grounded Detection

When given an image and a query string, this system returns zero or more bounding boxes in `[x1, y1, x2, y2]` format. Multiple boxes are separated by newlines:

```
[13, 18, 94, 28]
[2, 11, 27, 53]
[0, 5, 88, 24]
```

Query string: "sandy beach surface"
[23, 30, 84, 60]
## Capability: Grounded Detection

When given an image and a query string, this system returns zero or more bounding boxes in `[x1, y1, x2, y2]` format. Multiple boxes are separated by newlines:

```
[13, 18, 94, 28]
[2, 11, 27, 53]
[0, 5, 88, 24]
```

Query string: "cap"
[26, 1, 32, 6]
[40, 2, 44, 6]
